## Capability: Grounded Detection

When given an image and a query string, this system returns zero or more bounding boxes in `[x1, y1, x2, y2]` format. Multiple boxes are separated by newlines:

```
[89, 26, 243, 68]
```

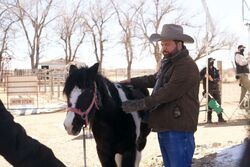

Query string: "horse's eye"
[68, 103, 72, 107]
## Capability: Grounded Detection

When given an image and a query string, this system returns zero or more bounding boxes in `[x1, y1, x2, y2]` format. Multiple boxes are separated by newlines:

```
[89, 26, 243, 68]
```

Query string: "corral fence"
[0, 63, 237, 113]
[0, 69, 66, 111]
[0, 68, 155, 112]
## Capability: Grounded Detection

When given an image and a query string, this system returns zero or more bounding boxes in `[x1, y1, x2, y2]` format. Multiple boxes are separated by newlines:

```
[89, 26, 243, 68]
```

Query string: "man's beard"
[240, 49, 244, 54]
[163, 48, 179, 57]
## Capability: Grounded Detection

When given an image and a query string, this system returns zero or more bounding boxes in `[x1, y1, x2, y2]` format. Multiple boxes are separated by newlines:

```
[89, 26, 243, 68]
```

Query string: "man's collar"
[168, 48, 188, 63]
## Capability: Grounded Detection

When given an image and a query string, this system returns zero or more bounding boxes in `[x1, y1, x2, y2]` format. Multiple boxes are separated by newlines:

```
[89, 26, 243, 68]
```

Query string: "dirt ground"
[0, 82, 249, 167]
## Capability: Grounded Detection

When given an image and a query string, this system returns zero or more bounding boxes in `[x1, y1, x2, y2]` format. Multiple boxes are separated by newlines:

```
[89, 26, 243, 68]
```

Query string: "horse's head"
[63, 63, 100, 135]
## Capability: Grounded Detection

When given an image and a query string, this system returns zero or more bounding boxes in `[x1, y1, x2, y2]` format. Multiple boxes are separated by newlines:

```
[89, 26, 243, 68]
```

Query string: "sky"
[7, 0, 250, 70]
[192, 0, 250, 70]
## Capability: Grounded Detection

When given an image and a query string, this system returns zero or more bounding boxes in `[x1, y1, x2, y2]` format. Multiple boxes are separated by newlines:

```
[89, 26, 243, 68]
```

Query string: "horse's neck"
[96, 77, 111, 100]
[96, 77, 120, 105]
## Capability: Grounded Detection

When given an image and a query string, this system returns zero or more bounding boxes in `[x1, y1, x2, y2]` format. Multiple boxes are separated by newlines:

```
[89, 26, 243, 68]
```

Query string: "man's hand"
[122, 99, 147, 113]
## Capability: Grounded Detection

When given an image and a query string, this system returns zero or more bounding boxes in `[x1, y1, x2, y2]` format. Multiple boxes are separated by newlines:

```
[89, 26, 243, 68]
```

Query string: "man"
[235, 45, 250, 108]
[0, 100, 66, 167]
[121, 24, 200, 167]
[200, 58, 226, 123]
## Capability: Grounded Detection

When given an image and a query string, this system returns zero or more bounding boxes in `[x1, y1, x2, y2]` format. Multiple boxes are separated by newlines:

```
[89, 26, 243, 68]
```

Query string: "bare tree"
[57, 0, 86, 64]
[83, 0, 114, 71]
[193, 26, 238, 61]
[137, 0, 178, 69]
[7, 0, 55, 69]
[0, 3, 18, 81]
[193, 0, 238, 61]
[111, 0, 144, 79]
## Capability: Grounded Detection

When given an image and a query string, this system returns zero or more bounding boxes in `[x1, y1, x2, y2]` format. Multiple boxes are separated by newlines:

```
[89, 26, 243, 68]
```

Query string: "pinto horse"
[63, 63, 151, 167]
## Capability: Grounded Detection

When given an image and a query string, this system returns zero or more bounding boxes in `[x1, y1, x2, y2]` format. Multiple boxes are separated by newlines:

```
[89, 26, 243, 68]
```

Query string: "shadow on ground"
[198, 118, 250, 128]
[192, 152, 218, 167]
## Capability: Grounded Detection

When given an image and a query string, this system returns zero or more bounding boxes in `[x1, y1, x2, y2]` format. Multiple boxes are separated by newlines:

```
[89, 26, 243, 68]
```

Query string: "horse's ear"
[88, 63, 99, 79]
[69, 65, 78, 75]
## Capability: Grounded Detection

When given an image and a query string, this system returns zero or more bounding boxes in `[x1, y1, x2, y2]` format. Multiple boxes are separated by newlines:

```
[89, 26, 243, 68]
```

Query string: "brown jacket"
[131, 49, 200, 132]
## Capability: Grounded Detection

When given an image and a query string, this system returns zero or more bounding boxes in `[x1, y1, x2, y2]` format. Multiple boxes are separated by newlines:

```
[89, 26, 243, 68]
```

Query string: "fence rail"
[0, 68, 155, 110]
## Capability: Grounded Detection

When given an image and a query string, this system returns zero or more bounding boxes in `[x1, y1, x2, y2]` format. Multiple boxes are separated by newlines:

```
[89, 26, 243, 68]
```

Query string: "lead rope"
[82, 82, 97, 166]
[82, 127, 87, 167]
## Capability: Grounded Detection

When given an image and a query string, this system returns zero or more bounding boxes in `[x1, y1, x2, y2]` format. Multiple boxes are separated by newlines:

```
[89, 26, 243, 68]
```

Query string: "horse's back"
[121, 84, 149, 100]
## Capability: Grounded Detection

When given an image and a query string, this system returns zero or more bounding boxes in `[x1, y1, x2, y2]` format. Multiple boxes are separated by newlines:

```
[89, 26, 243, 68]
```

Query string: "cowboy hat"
[238, 45, 246, 49]
[149, 24, 194, 43]
[208, 57, 215, 63]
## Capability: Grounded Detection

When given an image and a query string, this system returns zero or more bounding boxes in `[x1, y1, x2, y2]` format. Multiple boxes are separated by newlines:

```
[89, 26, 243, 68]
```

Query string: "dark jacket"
[200, 66, 220, 92]
[0, 100, 66, 167]
[131, 48, 200, 132]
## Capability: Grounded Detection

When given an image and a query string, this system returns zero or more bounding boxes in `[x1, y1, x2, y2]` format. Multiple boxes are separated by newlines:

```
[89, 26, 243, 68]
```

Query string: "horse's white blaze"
[64, 112, 74, 134]
[70, 86, 82, 107]
[114, 83, 142, 166]
[63, 86, 82, 134]
[115, 153, 122, 167]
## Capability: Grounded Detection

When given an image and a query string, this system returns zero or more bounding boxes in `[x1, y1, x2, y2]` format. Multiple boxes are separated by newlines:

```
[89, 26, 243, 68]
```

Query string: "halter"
[67, 82, 99, 128]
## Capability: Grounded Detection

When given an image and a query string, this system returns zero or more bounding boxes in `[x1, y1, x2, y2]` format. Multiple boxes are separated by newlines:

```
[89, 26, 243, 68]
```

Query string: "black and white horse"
[63, 63, 150, 167]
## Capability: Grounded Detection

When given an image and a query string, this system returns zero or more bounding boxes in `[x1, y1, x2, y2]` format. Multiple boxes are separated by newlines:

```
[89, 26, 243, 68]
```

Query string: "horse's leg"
[133, 150, 142, 167]
[96, 146, 116, 167]
[136, 122, 151, 151]
[121, 147, 138, 167]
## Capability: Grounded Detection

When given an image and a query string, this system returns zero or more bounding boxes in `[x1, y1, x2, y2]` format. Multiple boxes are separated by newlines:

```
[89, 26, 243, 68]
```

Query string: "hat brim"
[149, 33, 194, 43]
[238, 45, 246, 49]
[209, 58, 215, 62]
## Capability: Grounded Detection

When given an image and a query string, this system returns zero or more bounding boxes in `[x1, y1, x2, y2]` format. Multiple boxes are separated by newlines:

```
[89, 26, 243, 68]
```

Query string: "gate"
[6, 75, 38, 109]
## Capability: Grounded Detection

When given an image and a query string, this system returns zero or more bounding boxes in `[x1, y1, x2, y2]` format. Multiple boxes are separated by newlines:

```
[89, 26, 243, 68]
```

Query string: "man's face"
[239, 47, 245, 53]
[161, 40, 178, 57]
[209, 61, 214, 67]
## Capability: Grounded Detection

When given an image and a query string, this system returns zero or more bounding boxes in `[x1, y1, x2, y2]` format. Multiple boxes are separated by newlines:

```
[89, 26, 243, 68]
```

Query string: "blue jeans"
[157, 131, 195, 167]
